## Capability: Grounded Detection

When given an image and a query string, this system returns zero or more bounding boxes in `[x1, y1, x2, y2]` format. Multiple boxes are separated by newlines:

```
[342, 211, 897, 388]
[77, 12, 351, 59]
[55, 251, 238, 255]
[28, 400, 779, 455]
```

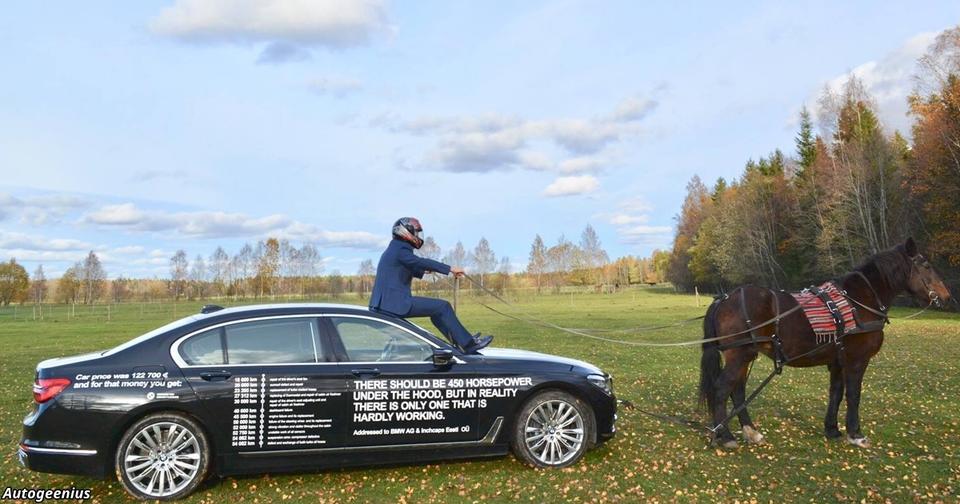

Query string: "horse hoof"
[719, 439, 739, 449]
[742, 425, 765, 445]
[846, 436, 871, 448]
[824, 428, 843, 440]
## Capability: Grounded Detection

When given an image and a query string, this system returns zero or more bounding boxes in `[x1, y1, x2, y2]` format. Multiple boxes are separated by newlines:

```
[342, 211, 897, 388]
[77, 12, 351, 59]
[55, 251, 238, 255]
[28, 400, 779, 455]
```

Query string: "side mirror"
[432, 348, 455, 368]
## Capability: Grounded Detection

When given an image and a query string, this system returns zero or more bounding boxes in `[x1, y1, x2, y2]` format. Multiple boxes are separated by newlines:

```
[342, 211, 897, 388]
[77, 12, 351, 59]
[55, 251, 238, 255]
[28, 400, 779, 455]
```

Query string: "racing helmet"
[392, 217, 424, 249]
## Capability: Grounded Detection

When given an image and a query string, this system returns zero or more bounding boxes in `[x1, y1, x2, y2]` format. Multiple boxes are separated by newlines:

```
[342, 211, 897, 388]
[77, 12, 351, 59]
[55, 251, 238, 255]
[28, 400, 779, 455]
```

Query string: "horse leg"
[710, 353, 748, 448]
[731, 354, 764, 444]
[843, 362, 871, 447]
[824, 363, 844, 439]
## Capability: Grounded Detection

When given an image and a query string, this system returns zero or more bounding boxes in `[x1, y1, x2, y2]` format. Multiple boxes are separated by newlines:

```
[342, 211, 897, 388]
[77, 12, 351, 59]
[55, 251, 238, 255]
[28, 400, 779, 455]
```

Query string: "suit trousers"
[402, 296, 474, 348]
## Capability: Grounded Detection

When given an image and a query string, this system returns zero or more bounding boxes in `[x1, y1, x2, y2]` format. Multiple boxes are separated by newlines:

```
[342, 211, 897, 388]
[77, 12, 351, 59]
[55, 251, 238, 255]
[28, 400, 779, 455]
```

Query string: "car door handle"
[199, 371, 232, 381]
[351, 368, 381, 378]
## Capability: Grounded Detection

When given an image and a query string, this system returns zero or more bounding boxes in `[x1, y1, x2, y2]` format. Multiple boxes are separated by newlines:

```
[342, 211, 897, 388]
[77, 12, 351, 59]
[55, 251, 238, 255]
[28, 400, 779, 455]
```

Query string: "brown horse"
[699, 238, 952, 448]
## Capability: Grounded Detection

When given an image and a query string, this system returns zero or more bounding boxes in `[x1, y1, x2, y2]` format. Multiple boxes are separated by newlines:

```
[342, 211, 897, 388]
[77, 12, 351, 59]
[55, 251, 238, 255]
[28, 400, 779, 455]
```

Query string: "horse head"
[902, 237, 951, 308]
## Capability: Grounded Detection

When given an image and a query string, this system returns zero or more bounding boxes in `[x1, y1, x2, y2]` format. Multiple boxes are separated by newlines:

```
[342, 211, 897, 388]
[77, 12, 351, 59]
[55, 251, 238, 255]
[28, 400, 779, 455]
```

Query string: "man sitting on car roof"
[369, 217, 493, 354]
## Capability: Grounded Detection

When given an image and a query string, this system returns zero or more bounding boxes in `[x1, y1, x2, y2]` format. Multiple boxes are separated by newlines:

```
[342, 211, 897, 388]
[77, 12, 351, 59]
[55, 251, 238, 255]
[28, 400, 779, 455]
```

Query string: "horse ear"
[904, 237, 918, 257]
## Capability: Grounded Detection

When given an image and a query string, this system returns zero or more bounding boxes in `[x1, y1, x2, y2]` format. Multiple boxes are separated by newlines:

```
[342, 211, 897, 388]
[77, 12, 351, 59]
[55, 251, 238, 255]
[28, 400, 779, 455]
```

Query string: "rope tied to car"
[457, 274, 802, 347]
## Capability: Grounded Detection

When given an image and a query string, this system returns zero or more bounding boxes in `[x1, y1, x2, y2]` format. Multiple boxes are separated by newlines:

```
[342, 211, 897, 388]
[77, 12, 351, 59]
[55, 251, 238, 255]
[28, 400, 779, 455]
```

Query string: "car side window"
[224, 319, 318, 364]
[180, 328, 224, 365]
[331, 317, 433, 362]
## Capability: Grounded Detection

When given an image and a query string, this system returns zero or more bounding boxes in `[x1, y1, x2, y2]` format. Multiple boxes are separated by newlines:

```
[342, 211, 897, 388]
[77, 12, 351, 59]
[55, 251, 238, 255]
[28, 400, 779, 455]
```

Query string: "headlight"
[587, 374, 613, 395]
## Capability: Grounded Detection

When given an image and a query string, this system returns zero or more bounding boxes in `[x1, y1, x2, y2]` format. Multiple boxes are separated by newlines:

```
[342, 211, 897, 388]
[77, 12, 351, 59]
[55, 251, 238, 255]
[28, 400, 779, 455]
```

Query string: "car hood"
[477, 347, 603, 374]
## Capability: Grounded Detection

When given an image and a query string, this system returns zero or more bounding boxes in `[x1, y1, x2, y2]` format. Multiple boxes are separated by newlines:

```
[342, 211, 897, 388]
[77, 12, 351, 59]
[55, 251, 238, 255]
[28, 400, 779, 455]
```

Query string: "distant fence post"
[453, 277, 460, 313]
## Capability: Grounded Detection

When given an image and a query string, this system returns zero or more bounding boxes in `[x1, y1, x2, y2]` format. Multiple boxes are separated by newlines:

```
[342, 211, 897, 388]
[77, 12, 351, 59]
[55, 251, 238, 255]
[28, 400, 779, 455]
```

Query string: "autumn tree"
[527, 235, 547, 294]
[577, 224, 609, 286]
[190, 254, 206, 299]
[0, 259, 29, 306]
[254, 238, 281, 297]
[666, 176, 711, 291]
[57, 264, 81, 304]
[470, 238, 496, 287]
[357, 259, 376, 294]
[30, 265, 47, 305]
[444, 241, 467, 269]
[208, 246, 229, 296]
[906, 26, 960, 271]
[79, 251, 106, 304]
[170, 250, 189, 300]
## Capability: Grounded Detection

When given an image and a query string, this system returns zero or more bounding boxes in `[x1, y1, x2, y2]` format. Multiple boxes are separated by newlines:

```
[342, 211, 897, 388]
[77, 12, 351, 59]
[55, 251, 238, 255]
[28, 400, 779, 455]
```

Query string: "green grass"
[1, 288, 958, 502]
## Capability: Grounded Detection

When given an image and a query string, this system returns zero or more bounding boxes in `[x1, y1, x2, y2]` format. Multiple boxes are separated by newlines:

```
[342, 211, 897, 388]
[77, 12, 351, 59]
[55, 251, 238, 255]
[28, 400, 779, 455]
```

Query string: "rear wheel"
[116, 412, 210, 500]
[511, 390, 594, 468]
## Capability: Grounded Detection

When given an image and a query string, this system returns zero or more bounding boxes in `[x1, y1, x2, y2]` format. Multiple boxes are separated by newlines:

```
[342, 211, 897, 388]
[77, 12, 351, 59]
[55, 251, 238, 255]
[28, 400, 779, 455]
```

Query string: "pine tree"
[796, 106, 817, 171]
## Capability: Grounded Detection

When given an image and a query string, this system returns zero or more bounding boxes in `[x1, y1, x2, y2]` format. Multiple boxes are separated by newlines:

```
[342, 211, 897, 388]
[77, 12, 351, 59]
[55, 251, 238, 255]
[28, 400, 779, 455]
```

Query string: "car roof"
[201, 302, 371, 317]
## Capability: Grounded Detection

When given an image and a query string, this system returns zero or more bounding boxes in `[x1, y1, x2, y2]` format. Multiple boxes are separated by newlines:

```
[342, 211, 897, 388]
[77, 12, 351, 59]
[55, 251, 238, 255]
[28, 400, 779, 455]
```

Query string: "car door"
[174, 316, 349, 456]
[325, 314, 480, 447]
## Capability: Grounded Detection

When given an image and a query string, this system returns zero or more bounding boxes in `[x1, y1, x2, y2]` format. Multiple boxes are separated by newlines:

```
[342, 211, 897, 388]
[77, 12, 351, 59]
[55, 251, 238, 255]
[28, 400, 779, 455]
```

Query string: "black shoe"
[464, 335, 493, 353]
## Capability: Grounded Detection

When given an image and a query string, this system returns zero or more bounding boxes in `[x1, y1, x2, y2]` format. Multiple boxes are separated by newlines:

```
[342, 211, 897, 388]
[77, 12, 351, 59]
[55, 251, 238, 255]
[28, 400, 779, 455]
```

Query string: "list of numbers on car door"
[231, 376, 260, 447]
[230, 374, 340, 449]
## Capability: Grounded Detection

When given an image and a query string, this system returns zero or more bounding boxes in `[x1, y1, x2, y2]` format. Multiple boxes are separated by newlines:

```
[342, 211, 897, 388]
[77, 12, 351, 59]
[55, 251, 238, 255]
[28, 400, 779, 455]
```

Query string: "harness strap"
[737, 288, 757, 347]
[769, 289, 785, 373]
[810, 285, 845, 334]
[853, 271, 887, 313]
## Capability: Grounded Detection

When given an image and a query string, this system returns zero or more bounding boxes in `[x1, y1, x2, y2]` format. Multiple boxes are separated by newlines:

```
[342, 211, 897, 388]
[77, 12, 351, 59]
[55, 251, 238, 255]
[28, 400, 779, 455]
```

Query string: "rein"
[845, 268, 938, 322]
[458, 274, 803, 347]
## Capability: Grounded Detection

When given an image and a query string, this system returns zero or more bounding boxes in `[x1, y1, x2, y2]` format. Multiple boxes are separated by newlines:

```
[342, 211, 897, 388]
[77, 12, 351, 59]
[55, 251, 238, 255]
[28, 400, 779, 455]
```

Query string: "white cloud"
[383, 94, 657, 175]
[542, 175, 599, 197]
[0, 192, 90, 225]
[558, 156, 605, 174]
[308, 76, 364, 97]
[610, 96, 658, 122]
[617, 224, 673, 246]
[813, 31, 938, 135]
[602, 196, 671, 247]
[609, 213, 649, 226]
[618, 197, 653, 214]
[81, 203, 384, 249]
[0, 249, 92, 264]
[84, 203, 148, 226]
[111, 245, 146, 255]
[152, 0, 390, 60]
[0, 231, 93, 252]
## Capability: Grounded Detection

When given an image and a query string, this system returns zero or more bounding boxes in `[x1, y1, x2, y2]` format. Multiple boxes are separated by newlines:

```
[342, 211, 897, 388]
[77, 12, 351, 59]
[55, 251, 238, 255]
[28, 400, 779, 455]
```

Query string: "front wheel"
[511, 390, 595, 468]
[115, 412, 211, 500]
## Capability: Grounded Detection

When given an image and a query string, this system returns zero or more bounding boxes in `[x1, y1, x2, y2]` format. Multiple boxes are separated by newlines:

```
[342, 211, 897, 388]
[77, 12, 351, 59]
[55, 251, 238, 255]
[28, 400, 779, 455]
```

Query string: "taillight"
[33, 378, 71, 403]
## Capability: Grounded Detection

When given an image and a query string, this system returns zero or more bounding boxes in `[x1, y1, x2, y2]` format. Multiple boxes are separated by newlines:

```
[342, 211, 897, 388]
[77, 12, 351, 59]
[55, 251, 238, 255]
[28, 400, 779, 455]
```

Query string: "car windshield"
[102, 315, 203, 356]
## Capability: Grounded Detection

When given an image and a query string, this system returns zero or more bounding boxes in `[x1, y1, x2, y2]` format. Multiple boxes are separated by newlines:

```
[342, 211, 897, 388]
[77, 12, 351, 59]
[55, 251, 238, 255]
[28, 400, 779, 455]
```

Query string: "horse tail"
[699, 297, 723, 409]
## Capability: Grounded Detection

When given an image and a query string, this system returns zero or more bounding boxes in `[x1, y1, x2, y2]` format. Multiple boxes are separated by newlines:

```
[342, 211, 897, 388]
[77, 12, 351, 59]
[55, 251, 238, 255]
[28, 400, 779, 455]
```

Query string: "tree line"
[665, 26, 960, 300]
[0, 224, 673, 306]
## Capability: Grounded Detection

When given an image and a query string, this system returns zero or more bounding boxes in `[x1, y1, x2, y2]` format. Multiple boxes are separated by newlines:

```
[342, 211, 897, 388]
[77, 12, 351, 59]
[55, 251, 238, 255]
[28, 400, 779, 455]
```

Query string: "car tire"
[511, 389, 595, 468]
[115, 412, 211, 501]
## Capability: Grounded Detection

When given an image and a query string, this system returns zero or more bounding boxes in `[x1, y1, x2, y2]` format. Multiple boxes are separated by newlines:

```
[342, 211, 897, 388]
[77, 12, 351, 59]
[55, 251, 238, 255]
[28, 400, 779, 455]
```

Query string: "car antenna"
[200, 304, 224, 314]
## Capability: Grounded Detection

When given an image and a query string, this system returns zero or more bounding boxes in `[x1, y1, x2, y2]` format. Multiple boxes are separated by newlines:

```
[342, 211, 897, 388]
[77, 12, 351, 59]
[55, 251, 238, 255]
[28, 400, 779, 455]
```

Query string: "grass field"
[1, 288, 958, 502]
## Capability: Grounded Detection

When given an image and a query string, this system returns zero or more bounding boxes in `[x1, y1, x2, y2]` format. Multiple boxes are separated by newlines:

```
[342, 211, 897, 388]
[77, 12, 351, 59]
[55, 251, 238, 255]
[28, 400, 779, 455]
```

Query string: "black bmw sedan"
[19, 303, 616, 500]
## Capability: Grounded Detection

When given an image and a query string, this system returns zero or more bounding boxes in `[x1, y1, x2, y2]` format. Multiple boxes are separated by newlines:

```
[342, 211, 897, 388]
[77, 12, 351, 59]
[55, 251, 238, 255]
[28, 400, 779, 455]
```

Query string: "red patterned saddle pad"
[791, 282, 857, 337]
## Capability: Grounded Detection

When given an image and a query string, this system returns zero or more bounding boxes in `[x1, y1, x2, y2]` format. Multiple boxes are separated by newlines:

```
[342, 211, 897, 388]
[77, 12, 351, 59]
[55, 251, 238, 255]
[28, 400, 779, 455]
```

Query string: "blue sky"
[1, 1, 958, 278]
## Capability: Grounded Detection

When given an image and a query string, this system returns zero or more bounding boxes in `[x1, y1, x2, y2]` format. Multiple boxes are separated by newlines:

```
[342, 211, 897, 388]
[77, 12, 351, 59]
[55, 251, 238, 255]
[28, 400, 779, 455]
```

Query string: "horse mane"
[852, 244, 911, 293]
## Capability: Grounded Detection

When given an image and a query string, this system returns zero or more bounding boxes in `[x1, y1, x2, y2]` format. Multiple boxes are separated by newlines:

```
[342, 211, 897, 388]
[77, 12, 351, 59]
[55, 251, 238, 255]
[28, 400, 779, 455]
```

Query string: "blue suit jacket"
[369, 239, 451, 315]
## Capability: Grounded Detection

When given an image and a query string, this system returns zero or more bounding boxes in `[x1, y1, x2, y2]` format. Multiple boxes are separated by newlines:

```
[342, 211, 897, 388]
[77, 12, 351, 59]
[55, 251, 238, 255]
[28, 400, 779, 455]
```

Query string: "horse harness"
[714, 275, 890, 372]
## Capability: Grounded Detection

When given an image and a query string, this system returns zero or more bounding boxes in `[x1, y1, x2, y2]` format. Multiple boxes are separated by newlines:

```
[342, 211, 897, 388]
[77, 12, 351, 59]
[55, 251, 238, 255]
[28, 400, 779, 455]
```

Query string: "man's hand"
[450, 267, 466, 278]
